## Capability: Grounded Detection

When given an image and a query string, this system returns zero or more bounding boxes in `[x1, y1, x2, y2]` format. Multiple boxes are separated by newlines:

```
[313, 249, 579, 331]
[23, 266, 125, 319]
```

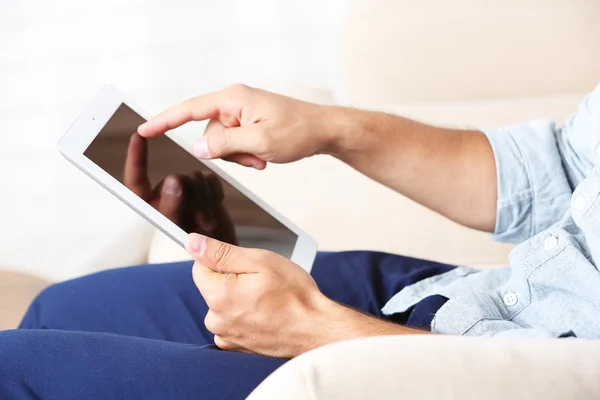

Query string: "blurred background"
[1, 0, 347, 280]
[0, 0, 598, 282]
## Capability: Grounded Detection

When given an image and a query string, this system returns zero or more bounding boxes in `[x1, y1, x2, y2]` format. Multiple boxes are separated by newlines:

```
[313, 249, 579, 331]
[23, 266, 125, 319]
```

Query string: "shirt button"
[503, 292, 518, 306]
[574, 195, 586, 211]
[544, 236, 558, 250]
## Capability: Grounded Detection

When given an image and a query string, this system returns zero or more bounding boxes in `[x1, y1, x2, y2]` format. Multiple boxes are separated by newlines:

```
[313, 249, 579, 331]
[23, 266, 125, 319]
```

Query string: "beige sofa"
[248, 1, 600, 398]
[2, 0, 600, 398]
[0, 272, 49, 330]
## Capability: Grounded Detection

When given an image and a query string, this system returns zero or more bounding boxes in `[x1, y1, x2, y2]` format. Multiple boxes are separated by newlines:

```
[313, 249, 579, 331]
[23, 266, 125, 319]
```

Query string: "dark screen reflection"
[84, 103, 297, 258]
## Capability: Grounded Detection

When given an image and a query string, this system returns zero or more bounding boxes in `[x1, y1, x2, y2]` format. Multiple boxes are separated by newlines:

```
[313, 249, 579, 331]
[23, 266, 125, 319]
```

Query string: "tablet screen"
[84, 103, 297, 258]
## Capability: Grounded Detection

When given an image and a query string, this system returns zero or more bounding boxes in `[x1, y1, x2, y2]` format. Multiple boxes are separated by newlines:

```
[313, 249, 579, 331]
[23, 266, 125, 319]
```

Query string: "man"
[1, 83, 598, 399]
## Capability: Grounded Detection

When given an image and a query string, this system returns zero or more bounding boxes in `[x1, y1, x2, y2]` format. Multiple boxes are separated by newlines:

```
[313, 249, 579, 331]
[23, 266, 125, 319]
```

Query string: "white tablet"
[57, 85, 317, 272]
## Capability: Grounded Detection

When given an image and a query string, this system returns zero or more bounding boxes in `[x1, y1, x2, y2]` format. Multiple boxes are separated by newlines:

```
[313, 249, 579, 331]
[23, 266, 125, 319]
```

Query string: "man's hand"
[138, 84, 497, 233]
[138, 84, 339, 170]
[124, 133, 238, 244]
[186, 233, 428, 359]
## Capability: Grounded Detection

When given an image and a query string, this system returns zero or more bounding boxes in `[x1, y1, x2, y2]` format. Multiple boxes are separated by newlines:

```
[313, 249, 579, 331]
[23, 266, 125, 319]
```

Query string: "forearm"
[324, 107, 497, 232]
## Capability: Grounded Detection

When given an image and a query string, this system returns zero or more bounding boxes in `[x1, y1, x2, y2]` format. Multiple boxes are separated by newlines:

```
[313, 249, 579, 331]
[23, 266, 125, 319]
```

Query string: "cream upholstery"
[0, 272, 49, 330]
[341, 0, 600, 104]
[249, 336, 600, 399]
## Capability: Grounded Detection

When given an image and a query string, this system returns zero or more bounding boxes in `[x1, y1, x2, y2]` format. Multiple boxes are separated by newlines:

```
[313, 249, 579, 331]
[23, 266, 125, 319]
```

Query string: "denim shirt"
[382, 84, 600, 338]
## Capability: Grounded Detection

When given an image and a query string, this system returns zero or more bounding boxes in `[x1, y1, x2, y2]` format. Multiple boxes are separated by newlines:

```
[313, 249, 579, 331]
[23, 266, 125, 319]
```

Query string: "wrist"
[292, 295, 345, 355]
[297, 295, 429, 356]
[298, 296, 368, 353]
[318, 106, 372, 158]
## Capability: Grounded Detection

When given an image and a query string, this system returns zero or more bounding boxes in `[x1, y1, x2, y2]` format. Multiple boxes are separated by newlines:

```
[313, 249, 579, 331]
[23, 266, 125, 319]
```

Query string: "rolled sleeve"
[482, 121, 572, 244]
[482, 85, 600, 244]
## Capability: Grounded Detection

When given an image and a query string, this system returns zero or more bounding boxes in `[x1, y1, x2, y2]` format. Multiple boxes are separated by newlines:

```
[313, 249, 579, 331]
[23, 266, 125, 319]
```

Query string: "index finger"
[137, 91, 222, 138]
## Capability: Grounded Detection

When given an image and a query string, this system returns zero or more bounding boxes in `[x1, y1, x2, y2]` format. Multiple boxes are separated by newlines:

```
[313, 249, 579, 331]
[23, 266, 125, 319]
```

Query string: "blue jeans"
[0, 251, 453, 400]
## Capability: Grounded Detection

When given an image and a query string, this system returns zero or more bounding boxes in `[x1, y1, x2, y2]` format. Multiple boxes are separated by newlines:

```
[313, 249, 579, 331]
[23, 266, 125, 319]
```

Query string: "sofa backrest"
[341, 0, 600, 104]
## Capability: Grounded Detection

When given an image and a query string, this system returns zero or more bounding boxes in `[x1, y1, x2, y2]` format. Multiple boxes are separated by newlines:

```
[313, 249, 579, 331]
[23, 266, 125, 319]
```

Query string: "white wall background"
[7, 0, 581, 282]
[0, 0, 348, 280]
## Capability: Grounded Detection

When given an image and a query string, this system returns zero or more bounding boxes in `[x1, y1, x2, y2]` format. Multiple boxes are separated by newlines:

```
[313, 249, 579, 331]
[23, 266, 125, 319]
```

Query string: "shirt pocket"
[502, 224, 597, 332]
[511, 241, 600, 336]
[432, 226, 590, 336]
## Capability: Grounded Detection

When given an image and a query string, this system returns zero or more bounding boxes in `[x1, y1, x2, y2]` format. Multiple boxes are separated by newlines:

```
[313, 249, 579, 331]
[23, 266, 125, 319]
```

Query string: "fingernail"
[163, 176, 181, 196]
[192, 137, 210, 159]
[189, 234, 206, 254]
[252, 160, 264, 170]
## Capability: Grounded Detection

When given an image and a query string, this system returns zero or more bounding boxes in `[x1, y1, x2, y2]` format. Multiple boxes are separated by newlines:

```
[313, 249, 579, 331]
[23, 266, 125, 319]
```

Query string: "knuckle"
[204, 313, 226, 336]
[214, 336, 233, 350]
[201, 284, 228, 311]
[209, 291, 226, 311]
[201, 290, 217, 308]
[198, 286, 225, 311]
[211, 242, 233, 269]
[227, 83, 250, 97]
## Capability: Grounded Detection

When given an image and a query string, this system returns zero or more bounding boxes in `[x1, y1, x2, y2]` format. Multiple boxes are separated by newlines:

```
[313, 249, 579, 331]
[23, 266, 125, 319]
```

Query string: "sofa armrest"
[249, 335, 600, 399]
[0, 271, 50, 330]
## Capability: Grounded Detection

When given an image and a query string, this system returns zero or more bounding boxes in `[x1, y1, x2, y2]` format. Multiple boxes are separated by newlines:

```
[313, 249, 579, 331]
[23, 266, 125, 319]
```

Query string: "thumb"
[186, 233, 254, 274]
[192, 125, 265, 161]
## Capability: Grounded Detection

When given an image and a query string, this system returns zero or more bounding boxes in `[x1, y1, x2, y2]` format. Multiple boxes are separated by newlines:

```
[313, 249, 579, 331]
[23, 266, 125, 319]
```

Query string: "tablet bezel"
[57, 85, 317, 272]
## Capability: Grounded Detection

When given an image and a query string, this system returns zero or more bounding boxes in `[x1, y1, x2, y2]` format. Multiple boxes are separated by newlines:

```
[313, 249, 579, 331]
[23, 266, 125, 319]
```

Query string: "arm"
[138, 84, 599, 244]
[139, 85, 497, 233]
[328, 84, 599, 239]
[326, 108, 497, 232]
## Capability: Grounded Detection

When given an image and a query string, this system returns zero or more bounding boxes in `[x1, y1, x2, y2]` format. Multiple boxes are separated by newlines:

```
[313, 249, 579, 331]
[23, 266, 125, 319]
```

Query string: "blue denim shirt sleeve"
[482, 85, 600, 244]
[384, 85, 600, 338]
